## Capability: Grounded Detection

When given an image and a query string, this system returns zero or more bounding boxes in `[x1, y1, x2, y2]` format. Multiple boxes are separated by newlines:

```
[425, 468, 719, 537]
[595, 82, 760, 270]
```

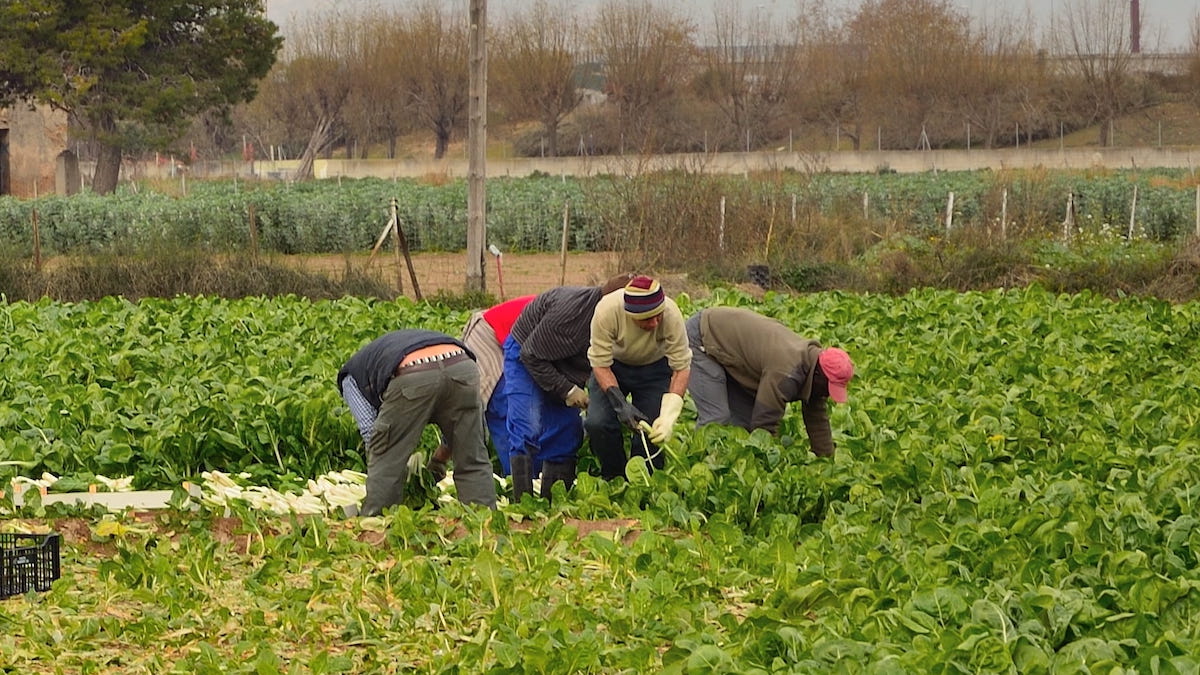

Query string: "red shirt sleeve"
[481, 295, 536, 344]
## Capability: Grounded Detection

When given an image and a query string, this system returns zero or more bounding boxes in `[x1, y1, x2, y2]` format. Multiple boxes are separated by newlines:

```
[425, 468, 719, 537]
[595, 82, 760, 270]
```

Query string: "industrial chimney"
[1130, 0, 1141, 54]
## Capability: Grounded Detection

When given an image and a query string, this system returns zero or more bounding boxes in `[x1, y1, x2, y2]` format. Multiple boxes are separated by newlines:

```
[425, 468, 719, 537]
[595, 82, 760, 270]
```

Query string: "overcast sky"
[264, 0, 1199, 52]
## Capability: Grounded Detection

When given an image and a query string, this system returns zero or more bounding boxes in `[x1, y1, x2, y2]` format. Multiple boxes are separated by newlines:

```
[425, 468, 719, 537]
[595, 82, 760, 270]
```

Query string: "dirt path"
[291, 251, 628, 299]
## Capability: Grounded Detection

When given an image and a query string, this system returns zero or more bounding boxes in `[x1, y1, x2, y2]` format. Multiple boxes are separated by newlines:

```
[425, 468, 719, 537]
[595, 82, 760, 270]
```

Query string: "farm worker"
[685, 307, 855, 457]
[586, 275, 692, 479]
[502, 273, 635, 500]
[338, 329, 498, 515]
[460, 294, 537, 476]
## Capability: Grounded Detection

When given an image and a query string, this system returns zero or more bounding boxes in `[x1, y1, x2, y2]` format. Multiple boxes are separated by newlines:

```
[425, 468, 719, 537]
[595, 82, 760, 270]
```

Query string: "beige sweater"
[588, 290, 692, 371]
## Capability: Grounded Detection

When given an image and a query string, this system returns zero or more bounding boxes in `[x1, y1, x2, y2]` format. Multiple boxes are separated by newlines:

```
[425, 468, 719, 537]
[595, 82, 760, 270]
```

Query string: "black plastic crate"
[0, 533, 61, 599]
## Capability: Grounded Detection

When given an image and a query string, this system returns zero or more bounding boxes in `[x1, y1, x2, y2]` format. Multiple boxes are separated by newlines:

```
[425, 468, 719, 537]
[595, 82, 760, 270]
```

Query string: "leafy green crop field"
[3, 287, 1200, 672]
[2, 169, 1198, 257]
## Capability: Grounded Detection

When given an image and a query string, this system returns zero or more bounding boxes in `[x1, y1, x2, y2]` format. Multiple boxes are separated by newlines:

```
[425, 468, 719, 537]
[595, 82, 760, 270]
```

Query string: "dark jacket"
[698, 307, 834, 456]
[509, 285, 603, 399]
[337, 329, 472, 410]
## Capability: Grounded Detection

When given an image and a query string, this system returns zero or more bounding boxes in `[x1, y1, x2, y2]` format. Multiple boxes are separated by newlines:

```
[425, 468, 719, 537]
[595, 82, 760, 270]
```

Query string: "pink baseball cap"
[818, 348, 854, 403]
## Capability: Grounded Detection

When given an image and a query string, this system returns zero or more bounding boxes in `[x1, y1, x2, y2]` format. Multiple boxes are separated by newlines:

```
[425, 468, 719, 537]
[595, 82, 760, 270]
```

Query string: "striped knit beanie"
[624, 275, 666, 319]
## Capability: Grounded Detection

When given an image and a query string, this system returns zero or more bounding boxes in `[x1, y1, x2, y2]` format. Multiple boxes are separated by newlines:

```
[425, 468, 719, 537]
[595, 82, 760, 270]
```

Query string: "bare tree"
[694, 4, 801, 151]
[240, 2, 467, 165]
[345, 6, 416, 160]
[588, 0, 697, 153]
[847, 0, 975, 149]
[236, 60, 311, 163]
[339, 9, 383, 160]
[790, 1, 869, 149]
[395, 1, 469, 159]
[248, 9, 357, 180]
[954, 14, 1044, 148]
[491, 0, 582, 157]
[1054, 0, 1148, 146]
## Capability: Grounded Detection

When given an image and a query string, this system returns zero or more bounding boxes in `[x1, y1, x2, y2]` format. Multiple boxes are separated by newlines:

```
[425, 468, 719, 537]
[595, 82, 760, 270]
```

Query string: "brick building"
[0, 105, 69, 197]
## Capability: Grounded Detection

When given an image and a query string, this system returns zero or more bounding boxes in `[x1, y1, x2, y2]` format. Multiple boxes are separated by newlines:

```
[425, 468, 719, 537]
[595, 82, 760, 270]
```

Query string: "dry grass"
[0, 251, 393, 302]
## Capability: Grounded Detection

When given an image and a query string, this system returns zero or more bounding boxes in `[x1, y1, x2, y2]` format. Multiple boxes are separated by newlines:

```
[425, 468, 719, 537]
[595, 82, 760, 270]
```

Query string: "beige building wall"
[0, 105, 68, 197]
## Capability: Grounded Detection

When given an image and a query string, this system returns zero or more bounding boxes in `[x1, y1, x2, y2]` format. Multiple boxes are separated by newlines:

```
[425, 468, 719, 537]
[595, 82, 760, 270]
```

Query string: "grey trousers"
[685, 313, 756, 430]
[362, 357, 497, 515]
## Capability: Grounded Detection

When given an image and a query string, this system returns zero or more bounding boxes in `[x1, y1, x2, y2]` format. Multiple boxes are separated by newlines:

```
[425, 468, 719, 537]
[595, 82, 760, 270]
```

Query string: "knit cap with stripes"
[623, 275, 665, 319]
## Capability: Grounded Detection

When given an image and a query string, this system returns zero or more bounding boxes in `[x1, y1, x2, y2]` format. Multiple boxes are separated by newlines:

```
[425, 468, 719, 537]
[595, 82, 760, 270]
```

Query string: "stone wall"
[0, 105, 69, 197]
[115, 146, 1200, 182]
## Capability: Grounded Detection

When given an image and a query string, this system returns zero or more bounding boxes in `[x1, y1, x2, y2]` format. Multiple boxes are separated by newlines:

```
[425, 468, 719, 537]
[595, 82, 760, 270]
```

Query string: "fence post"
[389, 198, 405, 295]
[393, 197, 423, 301]
[1127, 185, 1138, 240]
[1000, 188, 1008, 242]
[366, 215, 393, 271]
[791, 194, 797, 225]
[862, 191, 869, 220]
[719, 196, 726, 253]
[1062, 193, 1074, 241]
[945, 192, 955, 232]
[764, 201, 776, 260]
[32, 201, 42, 274]
[559, 201, 570, 286]
[248, 203, 259, 258]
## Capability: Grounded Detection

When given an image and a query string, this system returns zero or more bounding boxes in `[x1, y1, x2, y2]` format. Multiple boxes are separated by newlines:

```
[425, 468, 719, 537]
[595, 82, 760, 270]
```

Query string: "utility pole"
[1130, 0, 1140, 54]
[466, 0, 487, 293]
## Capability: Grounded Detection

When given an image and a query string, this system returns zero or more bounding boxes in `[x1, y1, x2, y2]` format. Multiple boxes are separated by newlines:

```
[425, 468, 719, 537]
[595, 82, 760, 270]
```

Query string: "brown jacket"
[698, 307, 834, 456]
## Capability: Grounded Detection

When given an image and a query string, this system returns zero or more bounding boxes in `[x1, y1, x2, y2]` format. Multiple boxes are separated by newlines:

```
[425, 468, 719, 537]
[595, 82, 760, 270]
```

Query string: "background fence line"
[98, 147, 1200, 183]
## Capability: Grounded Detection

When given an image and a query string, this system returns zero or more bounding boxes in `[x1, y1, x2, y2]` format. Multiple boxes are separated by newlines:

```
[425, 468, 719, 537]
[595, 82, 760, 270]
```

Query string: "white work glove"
[565, 385, 589, 409]
[649, 393, 684, 445]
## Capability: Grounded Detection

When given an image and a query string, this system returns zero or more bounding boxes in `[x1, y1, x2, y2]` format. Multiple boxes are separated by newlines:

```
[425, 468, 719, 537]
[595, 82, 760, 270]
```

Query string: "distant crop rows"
[1, 169, 1198, 257]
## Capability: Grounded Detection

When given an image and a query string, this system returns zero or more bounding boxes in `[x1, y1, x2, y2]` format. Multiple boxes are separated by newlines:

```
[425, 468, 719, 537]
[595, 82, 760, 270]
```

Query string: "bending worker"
[503, 273, 633, 499]
[338, 329, 498, 515]
[460, 294, 536, 476]
[586, 275, 691, 479]
[685, 306, 854, 457]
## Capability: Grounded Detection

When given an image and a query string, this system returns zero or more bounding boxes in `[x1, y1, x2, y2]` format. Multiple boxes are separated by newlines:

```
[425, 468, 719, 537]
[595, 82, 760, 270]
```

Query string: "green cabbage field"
[2, 168, 1198, 257]
[3, 287, 1200, 672]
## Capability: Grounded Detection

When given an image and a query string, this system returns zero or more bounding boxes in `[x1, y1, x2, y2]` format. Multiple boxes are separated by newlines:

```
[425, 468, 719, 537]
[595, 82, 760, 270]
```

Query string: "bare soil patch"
[284, 250, 738, 301]
[287, 250, 627, 300]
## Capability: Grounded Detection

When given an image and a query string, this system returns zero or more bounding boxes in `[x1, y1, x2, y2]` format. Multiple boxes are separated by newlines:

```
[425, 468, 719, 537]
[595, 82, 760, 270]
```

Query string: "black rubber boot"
[539, 458, 578, 500]
[510, 453, 534, 502]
